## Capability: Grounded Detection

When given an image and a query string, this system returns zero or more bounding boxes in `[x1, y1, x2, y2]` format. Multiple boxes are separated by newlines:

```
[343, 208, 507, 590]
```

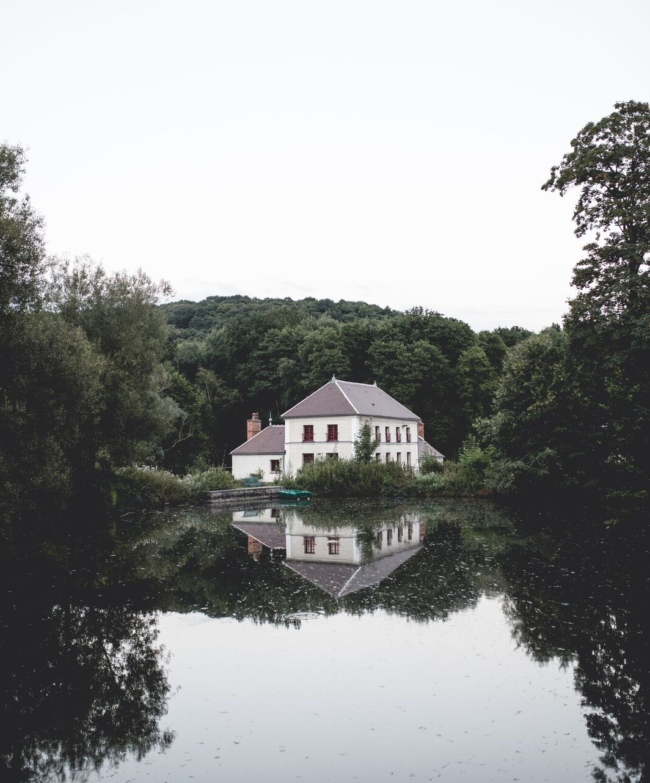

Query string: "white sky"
[2, 0, 649, 331]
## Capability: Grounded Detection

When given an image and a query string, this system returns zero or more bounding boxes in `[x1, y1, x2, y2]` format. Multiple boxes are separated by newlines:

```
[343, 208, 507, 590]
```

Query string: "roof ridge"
[334, 380, 359, 413]
[281, 380, 331, 418]
[336, 380, 378, 388]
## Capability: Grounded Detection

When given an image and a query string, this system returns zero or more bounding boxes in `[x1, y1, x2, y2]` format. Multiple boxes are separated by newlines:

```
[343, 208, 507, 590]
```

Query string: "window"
[385, 426, 391, 442]
[376, 531, 383, 548]
[303, 425, 314, 442]
[303, 453, 314, 464]
[406, 427, 411, 443]
[326, 452, 338, 461]
[328, 537, 340, 555]
[271, 507, 280, 518]
[387, 529, 393, 546]
[270, 459, 281, 473]
[396, 427, 401, 443]
[375, 425, 381, 441]
[304, 536, 315, 554]
[406, 452, 411, 467]
[396, 452, 401, 464]
[398, 526, 403, 542]
[375, 452, 381, 461]
[407, 524, 413, 541]
[385, 453, 391, 463]
[327, 424, 338, 442]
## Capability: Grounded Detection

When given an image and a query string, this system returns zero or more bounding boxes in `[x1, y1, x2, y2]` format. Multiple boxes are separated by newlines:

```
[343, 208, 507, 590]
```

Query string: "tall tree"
[0, 145, 45, 324]
[544, 100, 650, 491]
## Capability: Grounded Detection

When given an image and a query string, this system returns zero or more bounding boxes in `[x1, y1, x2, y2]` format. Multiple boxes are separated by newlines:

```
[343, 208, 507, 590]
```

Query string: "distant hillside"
[160, 295, 398, 341]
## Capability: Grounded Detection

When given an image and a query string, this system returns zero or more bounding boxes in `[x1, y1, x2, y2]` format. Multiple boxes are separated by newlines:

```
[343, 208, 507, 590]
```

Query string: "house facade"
[282, 378, 423, 474]
[230, 378, 444, 480]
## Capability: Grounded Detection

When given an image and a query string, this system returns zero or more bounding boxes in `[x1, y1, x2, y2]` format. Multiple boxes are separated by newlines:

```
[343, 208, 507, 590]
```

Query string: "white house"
[230, 378, 444, 480]
[230, 413, 285, 482]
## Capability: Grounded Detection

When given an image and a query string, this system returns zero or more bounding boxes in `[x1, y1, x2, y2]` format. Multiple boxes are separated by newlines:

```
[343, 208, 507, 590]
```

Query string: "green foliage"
[46, 259, 175, 466]
[419, 454, 444, 474]
[115, 466, 236, 510]
[353, 421, 381, 463]
[162, 297, 524, 461]
[283, 459, 414, 498]
[503, 99, 650, 497]
[0, 145, 45, 324]
[282, 456, 493, 498]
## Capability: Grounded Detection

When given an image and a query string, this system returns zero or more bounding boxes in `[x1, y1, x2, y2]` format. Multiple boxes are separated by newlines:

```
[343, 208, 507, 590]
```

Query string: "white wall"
[285, 517, 421, 564]
[284, 415, 420, 474]
[231, 453, 283, 483]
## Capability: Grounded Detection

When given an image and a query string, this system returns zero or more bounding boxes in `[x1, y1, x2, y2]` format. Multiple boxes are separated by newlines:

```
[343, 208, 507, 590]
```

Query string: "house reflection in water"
[232, 507, 422, 597]
[232, 507, 284, 560]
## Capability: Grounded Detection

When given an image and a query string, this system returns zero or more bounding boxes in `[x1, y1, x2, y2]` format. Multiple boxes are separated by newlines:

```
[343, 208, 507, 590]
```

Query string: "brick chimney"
[247, 412, 261, 441]
[418, 420, 425, 440]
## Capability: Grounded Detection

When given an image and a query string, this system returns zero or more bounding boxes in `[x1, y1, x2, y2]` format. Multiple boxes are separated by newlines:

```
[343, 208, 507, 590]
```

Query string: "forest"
[1, 100, 649, 520]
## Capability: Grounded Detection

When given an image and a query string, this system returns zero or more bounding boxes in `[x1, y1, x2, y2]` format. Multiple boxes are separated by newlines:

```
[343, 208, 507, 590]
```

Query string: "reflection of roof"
[230, 425, 285, 455]
[285, 546, 422, 598]
[418, 436, 445, 459]
[232, 523, 286, 549]
[282, 379, 419, 421]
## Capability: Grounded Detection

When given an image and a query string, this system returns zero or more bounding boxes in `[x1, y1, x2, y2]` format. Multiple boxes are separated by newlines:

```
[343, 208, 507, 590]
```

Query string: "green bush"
[115, 465, 236, 510]
[283, 459, 413, 498]
[420, 455, 444, 475]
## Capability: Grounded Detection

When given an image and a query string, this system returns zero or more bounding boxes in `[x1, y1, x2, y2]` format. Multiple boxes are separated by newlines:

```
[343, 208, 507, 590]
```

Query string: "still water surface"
[2, 500, 649, 782]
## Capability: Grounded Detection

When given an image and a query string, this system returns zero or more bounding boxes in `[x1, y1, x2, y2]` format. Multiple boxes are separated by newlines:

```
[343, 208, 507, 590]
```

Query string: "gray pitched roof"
[232, 522, 286, 549]
[284, 546, 422, 598]
[282, 379, 420, 421]
[230, 425, 285, 455]
[418, 436, 445, 459]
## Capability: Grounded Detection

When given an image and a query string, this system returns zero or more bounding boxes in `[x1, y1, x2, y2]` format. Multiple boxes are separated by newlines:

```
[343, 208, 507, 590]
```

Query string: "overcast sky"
[2, 0, 649, 331]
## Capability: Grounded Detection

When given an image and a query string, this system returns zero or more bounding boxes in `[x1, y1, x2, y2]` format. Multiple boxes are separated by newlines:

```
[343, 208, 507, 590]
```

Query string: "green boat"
[278, 489, 312, 501]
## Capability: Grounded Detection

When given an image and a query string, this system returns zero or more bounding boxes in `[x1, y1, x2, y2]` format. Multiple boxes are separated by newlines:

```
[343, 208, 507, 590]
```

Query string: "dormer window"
[303, 425, 314, 442]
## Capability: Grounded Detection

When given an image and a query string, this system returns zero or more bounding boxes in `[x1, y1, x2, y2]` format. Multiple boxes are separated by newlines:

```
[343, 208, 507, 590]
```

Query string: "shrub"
[284, 459, 412, 498]
[115, 465, 236, 510]
[420, 455, 444, 475]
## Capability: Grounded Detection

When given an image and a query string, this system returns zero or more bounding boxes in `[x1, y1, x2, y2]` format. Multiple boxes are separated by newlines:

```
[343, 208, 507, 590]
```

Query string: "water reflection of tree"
[0, 542, 173, 783]
[500, 527, 650, 783]
[131, 508, 506, 627]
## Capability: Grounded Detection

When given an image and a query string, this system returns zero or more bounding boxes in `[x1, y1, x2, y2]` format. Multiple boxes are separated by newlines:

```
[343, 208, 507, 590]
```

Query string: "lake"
[2, 499, 648, 782]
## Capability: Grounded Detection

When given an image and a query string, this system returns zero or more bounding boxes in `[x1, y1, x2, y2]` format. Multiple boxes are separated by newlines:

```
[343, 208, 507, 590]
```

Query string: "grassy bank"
[280, 457, 490, 499]
[114, 466, 237, 510]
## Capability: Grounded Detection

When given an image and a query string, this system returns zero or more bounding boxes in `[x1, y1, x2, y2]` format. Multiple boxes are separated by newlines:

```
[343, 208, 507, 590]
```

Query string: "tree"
[353, 421, 381, 463]
[46, 258, 175, 466]
[543, 100, 650, 491]
[0, 145, 45, 324]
